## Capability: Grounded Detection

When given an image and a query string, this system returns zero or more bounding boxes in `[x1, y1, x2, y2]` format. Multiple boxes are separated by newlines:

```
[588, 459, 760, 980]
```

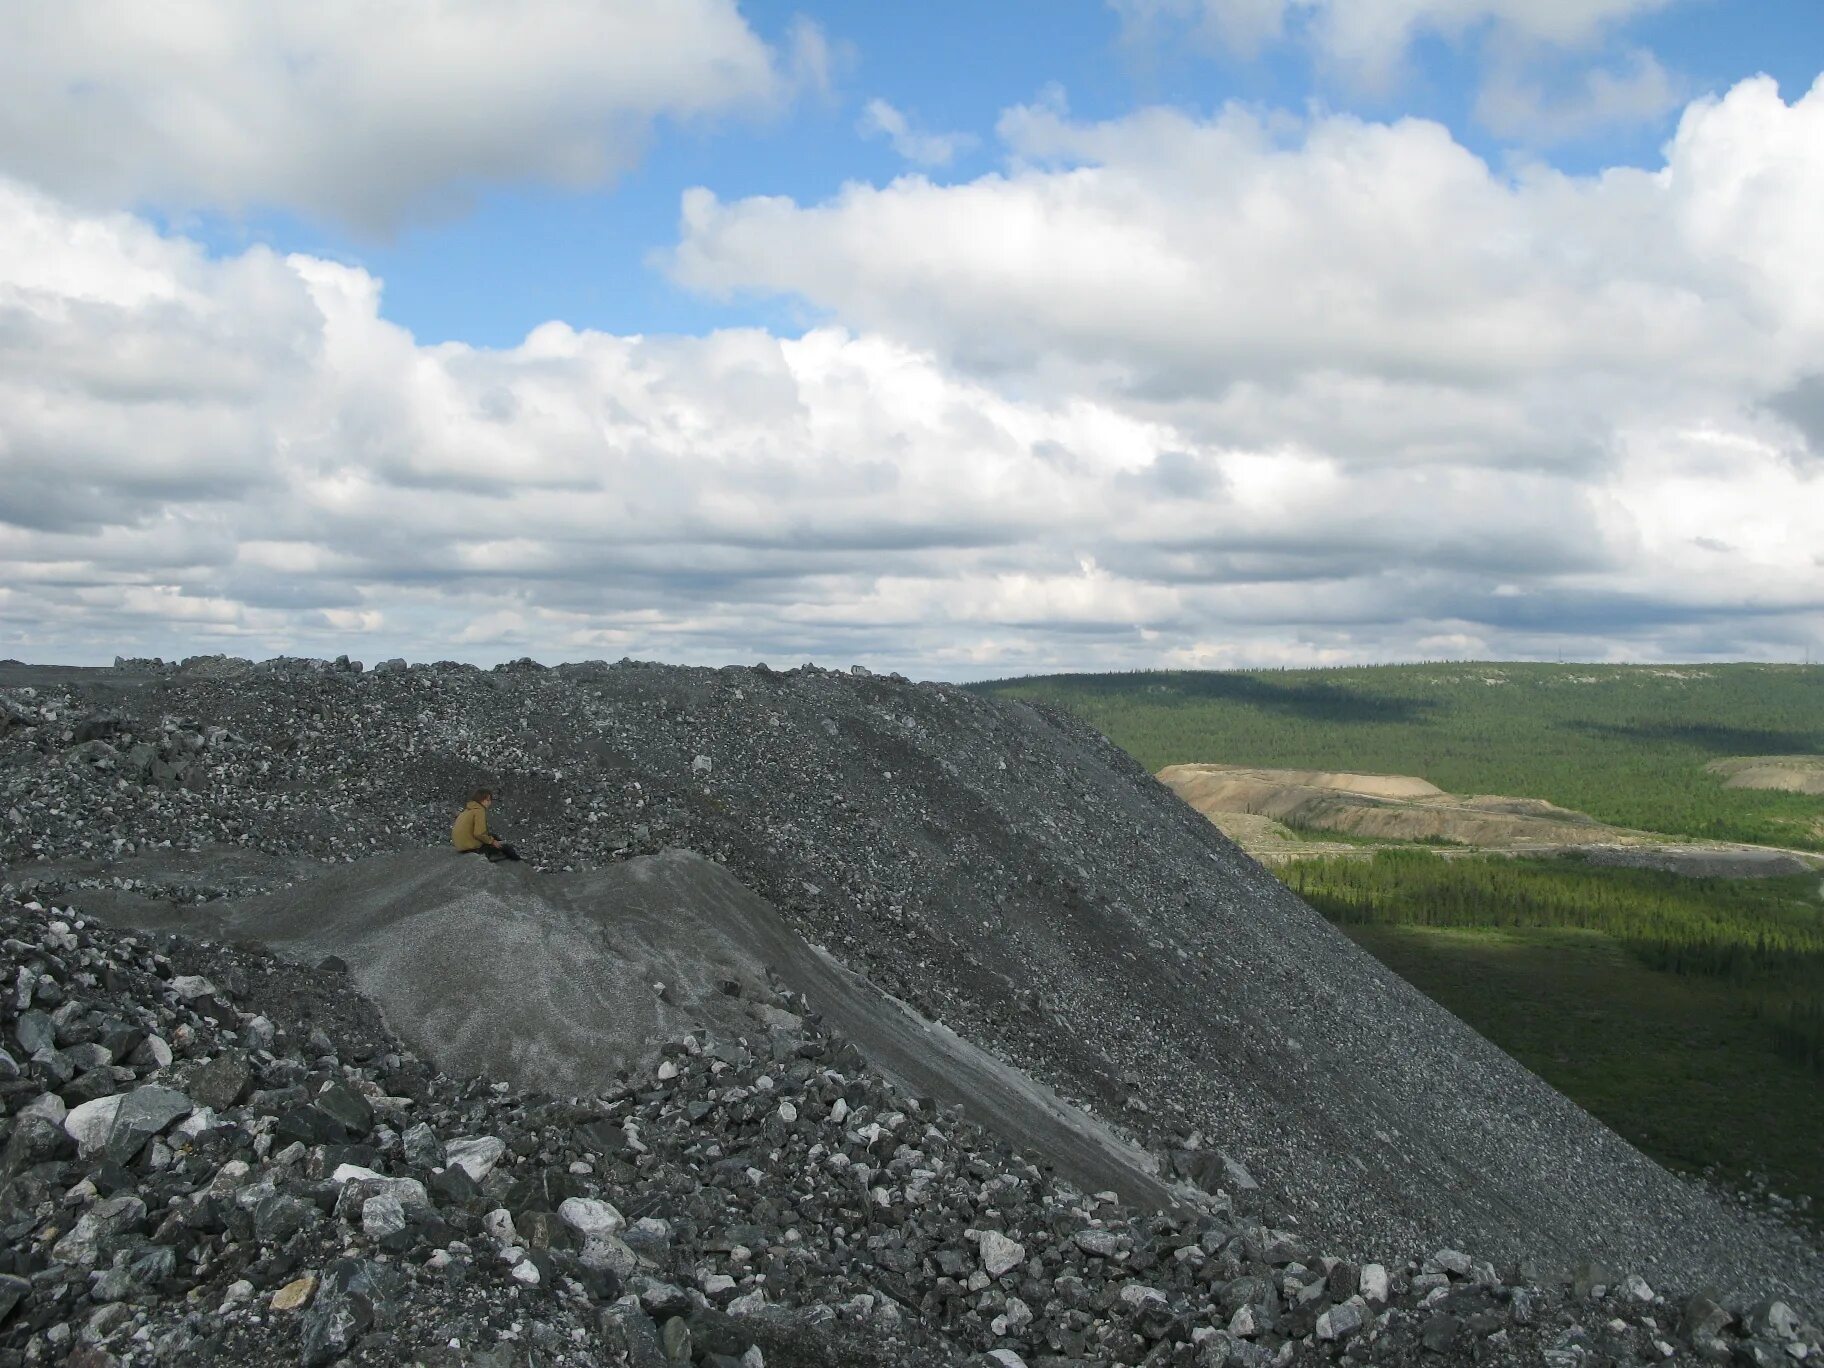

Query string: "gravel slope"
[2, 655, 1820, 1319]
[81, 847, 1180, 1213]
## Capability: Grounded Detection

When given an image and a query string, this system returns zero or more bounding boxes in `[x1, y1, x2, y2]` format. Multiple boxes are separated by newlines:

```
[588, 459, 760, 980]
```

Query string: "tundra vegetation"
[978, 664, 1824, 1218]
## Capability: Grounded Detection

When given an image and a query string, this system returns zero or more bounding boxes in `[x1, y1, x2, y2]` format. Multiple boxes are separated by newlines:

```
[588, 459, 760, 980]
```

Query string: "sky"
[0, 2, 1821, 679]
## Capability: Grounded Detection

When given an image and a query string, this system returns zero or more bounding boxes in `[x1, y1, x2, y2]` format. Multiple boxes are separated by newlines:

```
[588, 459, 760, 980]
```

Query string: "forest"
[976, 662, 1824, 850]
[1282, 852, 1824, 1074]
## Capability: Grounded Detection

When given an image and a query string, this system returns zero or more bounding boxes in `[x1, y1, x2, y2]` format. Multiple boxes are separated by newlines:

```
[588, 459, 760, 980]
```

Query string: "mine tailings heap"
[1, 654, 1820, 1311]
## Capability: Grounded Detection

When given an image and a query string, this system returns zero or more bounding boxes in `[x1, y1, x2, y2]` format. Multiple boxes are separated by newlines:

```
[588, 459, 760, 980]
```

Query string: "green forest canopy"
[975, 662, 1824, 850]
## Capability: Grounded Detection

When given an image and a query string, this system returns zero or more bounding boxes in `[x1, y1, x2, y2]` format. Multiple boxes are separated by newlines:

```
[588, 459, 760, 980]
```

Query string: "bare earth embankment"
[1707, 756, 1824, 796]
[1157, 763, 1821, 877]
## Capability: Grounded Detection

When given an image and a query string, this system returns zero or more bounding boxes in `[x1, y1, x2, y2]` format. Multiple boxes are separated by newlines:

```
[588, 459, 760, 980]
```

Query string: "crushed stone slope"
[2, 656, 1820, 1311]
[21, 899, 1809, 1367]
[88, 847, 1178, 1212]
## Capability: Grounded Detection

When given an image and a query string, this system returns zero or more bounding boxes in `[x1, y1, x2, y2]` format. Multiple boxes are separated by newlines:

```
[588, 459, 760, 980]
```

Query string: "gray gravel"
[6, 899, 1817, 1367]
[1, 654, 1821, 1327]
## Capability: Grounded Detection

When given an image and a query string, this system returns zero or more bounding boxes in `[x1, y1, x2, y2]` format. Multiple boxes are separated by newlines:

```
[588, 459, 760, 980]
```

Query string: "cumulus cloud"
[0, 1, 806, 231]
[858, 99, 978, 168]
[3, 86, 1821, 678]
[673, 77, 1824, 421]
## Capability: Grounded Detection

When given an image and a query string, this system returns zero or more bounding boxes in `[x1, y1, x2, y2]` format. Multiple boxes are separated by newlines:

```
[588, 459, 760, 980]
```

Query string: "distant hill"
[974, 663, 1824, 851]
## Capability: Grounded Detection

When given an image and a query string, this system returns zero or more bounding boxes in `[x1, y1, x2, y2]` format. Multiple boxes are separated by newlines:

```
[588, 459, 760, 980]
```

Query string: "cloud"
[3, 80, 1822, 675]
[1478, 48, 1684, 142]
[1768, 375, 1824, 456]
[858, 99, 978, 168]
[1114, 0, 1680, 86]
[0, 1, 803, 231]
[674, 77, 1824, 423]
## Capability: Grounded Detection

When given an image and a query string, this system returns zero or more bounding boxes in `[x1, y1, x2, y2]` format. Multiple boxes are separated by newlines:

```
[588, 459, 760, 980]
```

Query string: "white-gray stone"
[1431, 1248, 1474, 1277]
[63, 1095, 125, 1156]
[19, 1092, 66, 1125]
[1360, 1262, 1390, 1304]
[727, 1288, 768, 1316]
[483, 1208, 519, 1244]
[1074, 1228, 1121, 1257]
[978, 1230, 1025, 1278]
[63, 1086, 191, 1160]
[558, 1196, 625, 1237]
[445, 1135, 506, 1182]
[51, 1194, 146, 1268]
[1318, 1297, 1369, 1341]
[578, 1234, 639, 1278]
[329, 1164, 428, 1206]
[362, 1194, 407, 1240]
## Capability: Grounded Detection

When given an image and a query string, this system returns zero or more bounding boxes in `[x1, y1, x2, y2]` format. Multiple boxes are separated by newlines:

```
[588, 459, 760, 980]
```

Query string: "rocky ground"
[1, 654, 1822, 1365]
[5, 900, 1817, 1368]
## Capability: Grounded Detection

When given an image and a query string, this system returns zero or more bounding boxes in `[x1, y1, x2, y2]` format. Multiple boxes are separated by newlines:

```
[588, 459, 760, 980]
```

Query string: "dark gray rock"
[311, 1079, 373, 1135]
[0, 1273, 28, 1324]
[181, 1049, 251, 1112]
[14, 1009, 54, 1056]
[402, 1121, 445, 1169]
[299, 1258, 397, 1367]
[2, 1113, 74, 1177]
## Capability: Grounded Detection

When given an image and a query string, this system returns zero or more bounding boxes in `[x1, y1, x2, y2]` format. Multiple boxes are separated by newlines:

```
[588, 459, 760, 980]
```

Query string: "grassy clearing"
[1345, 922, 1824, 1216]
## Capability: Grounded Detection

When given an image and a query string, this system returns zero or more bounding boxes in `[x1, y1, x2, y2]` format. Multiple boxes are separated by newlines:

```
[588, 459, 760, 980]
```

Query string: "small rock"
[1684, 1292, 1734, 1340]
[446, 1135, 506, 1182]
[1746, 1300, 1802, 1343]
[559, 1196, 625, 1237]
[272, 1274, 319, 1313]
[182, 1050, 251, 1112]
[362, 1194, 408, 1241]
[1431, 1249, 1474, 1277]
[977, 1230, 1024, 1278]
[402, 1121, 444, 1169]
[168, 975, 219, 1001]
[661, 1315, 692, 1360]
[1317, 1297, 1368, 1341]
[1075, 1228, 1121, 1257]
[0, 1274, 30, 1324]
[1421, 1314, 1461, 1353]
[51, 1193, 146, 1267]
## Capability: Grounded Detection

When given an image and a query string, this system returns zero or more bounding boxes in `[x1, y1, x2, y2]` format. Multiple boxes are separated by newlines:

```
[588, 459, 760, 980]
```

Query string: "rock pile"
[7, 900, 1818, 1366]
[2, 656, 1822, 1314]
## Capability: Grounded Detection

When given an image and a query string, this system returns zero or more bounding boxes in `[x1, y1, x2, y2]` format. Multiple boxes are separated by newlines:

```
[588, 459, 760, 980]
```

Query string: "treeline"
[1281, 851, 1824, 1075]
[978, 663, 1824, 851]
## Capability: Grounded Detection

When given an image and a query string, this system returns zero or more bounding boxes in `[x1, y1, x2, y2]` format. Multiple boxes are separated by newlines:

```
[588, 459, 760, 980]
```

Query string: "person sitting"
[452, 788, 520, 862]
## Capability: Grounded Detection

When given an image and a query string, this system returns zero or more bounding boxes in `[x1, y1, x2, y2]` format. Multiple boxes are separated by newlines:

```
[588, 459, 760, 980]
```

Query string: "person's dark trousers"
[464, 845, 521, 863]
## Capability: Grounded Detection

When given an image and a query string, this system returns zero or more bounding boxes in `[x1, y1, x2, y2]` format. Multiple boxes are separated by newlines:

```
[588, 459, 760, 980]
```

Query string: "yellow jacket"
[452, 801, 490, 852]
